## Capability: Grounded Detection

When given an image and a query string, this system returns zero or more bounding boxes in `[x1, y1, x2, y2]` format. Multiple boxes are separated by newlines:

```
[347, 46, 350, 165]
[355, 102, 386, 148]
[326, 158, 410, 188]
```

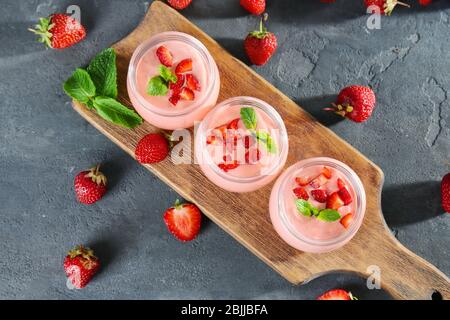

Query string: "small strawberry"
[240, 0, 266, 15]
[317, 289, 356, 300]
[293, 187, 309, 200]
[340, 213, 354, 229]
[185, 74, 201, 91]
[175, 58, 193, 74]
[310, 174, 329, 189]
[325, 85, 376, 123]
[322, 166, 333, 179]
[364, 0, 410, 16]
[135, 133, 169, 164]
[227, 118, 240, 130]
[338, 187, 353, 205]
[156, 45, 173, 67]
[164, 199, 202, 241]
[169, 93, 181, 106]
[169, 74, 185, 92]
[244, 14, 277, 66]
[179, 87, 195, 100]
[441, 173, 450, 213]
[327, 192, 344, 210]
[296, 176, 311, 186]
[64, 245, 100, 289]
[74, 165, 107, 205]
[337, 178, 346, 190]
[311, 189, 328, 203]
[167, 0, 192, 10]
[29, 14, 86, 49]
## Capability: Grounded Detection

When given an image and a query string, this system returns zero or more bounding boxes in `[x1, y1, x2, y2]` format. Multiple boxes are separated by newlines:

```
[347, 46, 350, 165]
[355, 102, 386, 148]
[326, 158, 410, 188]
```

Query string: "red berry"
[167, 0, 192, 10]
[218, 161, 239, 172]
[441, 173, 450, 213]
[317, 289, 355, 300]
[164, 200, 201, 242]
[244, 135, 255, 149]
[169, 74, 184, 91]
[326, 192, 345, 210]
[295, 176, 311, 186]
[185, 74, 201, 91]
[74, 165, 107, 205]
[311, 189, 328, 203]
[206, 135, 219, 145]
[293, 187, 309, 200]
[169, 93, 181, 106]
[244, 16, 277, 66]
[245, 148, 261, 164]
[240, 0, 266, 15]
[309, 174, 329, 189]
[322, 166, 332, 179]
[179, 87, 195, 101]
[135, 133, 169, 164]
[338, 187, 353, 205]
[337, 178, 346, 190]
[340, 213, 354, 229]
[175, 58, 193, 74]
[156, 45, 173, 67]
[419, 0, 432, 5]
[64, 245, 100, 288]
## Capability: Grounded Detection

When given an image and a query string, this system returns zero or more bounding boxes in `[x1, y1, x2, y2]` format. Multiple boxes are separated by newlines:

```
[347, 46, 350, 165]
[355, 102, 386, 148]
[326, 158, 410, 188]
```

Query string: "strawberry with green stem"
[244, 13, 277, 66]
[64, 245, 100, 289]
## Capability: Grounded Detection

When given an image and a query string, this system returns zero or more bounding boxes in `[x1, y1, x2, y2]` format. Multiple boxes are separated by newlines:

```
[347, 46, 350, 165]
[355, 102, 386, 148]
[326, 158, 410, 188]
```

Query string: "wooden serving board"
[73, 1, 449, 299]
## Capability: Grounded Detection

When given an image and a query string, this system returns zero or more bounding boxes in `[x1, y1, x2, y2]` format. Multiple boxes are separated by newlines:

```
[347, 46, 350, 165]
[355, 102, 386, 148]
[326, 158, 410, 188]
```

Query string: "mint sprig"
[295, 199, 341, 222]
[147, 65, 177, 96]
[239, 106, 278, 154]
[63, 48, 143, 129]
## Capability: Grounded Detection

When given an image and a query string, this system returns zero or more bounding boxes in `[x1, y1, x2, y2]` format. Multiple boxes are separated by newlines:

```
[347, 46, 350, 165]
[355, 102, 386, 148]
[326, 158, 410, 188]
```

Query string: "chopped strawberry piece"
[322, 166, 332, 179]
[326, 192, 344, 210]
[168, 93, 180, 106]
[218, 161, 239, 172]
[244, 135, 255, 149]
[245, 148, 261, 164]
[163, 200, 201, 242]
[169, 74, 184, 91]
[338, 187, 352, 205]
[185, 74, 201, 91]
[295, 177, 311, 186]
[340, 213, 354, 229]
[227, 118, 240, 130]
[175, 58, 193, 74]
[310, 174, 329, 188]
[156, 46, 173, 67]
[214, 124, 228, 140]
[317, 289, 354, 300]
[337, 178, 346, 190]
[293, 187, 309, 200]
[311, 189, 328, 203]
[179, 87, 195, 100]
[206, 135, 219, 145]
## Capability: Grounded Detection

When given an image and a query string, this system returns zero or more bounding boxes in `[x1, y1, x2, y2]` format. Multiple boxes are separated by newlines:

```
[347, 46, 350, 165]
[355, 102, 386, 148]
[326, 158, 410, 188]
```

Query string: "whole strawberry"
[135, 133, 169, 164]
[325, 85, 376, 123]
[364, 0, 410, 16]
[240, 0, 266, 15]
[164, 200, 202, 242]
[441, 173, 450, 213]
[244, 14, 277, 66]
[28, 14, 86, 49]
[74, 165, 107, 205]
[418, 0, 432, 5]
[64, 245, 100, 289]
[167, 0, 192, 10]
[317, 289, 357, 300]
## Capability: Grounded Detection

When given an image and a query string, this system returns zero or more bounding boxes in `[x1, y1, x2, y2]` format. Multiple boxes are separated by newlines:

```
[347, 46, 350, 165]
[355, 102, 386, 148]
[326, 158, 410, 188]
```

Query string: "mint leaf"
[86, 48, 118, 99]
[255, 130, 278, 154]
[147, 76, 168, 96]
[296, 200, 313, 217]
[316, 209, 341, 222]
[93, 96, 143, 128]
[240, 107, 257, 130]
[63, 68, 96, 104]
[159, 65, 177, 83]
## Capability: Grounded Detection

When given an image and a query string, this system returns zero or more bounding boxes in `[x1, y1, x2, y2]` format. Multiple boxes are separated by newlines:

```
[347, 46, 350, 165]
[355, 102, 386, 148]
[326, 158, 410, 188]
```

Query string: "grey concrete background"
[0, 0, 449, 300]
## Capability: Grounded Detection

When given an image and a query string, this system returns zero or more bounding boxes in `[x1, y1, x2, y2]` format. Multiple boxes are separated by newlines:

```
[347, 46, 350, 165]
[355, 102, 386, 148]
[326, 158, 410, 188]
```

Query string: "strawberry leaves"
[240, 106, 278, 154]
[63, 68, 96, 104]
[86, 48, 118, 99]
[93, 97, 143, 129]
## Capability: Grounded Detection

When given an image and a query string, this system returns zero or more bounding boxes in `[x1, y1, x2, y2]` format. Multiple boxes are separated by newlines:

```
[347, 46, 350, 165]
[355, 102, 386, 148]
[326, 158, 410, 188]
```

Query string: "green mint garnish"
[239, 107, 278, 154]
[147, 75, 169, 96]
[159, 65, 177, 83]
[86, 48, 118, 99]
[93, 96, 143, 128]
[63, 68, 96, 105]
[255, 130, 277, 154]
[63, 48, 143, 128]
[296, 200, 340, 222]
[240, 107, 257, 130]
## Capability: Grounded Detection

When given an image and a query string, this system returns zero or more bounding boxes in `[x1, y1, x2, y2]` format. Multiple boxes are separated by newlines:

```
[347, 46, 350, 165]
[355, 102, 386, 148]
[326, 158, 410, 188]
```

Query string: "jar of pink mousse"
[269, 157, 366, 253]
[127, 31, 220, 130]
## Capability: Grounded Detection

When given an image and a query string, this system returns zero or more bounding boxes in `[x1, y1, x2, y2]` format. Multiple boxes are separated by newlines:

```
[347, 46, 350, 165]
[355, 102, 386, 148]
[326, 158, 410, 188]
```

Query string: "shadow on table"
[294, 94, 345, 128]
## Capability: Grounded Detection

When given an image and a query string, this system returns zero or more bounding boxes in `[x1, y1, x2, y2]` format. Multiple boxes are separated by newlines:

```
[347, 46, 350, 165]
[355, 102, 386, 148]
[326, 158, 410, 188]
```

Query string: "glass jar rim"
[276, 157, 366, 248]
[196, 96, 289, 184]
[127, 31, 217, 117]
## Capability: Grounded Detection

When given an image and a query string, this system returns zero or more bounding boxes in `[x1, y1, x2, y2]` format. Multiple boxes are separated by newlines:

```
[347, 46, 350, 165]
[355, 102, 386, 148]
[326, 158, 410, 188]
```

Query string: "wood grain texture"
[73, 1, 449, 299]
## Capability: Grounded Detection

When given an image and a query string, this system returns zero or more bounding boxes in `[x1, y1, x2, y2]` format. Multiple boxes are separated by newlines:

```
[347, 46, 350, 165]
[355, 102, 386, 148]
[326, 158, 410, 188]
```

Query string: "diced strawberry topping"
[245, 148, 261, 164]
[244, 135, 255, 149]
[175, 58, 193, 74]
[169, 74, 184, 91]
[340, 213, 353, 229]
[337, 178, 346, 190]
[206, 135, 218, 145]
[322, 166, 332, 179]
[293, 187, 309, 200]
[168, 93, 180, 106]
[227, 118, 240, 130]
[185, 74, 201, 91]
[179, 87, 195, 100]
[295, 177, 311, 186]
[310, 174, 329, 188]
[338, 187, 352, 205]
[326, 192, 344, 210]
[218, 161, 239, 172]
[311, 189, 328, 203]
[156, 46, 173, 67]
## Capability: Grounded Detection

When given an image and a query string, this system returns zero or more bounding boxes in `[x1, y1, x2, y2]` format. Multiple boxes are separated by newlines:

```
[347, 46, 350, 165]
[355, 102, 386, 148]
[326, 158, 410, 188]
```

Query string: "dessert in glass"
[269, 157, 366, 253]
[127, 31, 220, 130]
[195, 96, 289, 193]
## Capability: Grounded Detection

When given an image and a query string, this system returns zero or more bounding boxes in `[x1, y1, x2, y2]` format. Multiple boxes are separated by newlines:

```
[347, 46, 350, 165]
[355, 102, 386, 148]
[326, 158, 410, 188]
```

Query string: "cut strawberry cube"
[175, 58, 193, 74]
[168, 94, 180, 106]
[245, 148, 261, 164]
[311, 189, 328, 203]
[326, 192, 344, 210]
[169, 74, 184, 91]
[295, 177, 311, 186]
[156, 46, 173, 67]
[337, 178, 346, 190]
[338, 187, 352, 205]
[244, 135, 255, 149]
[322, 166, 332, 179]
[185, 74, 201, 91]
[206, 135, 219, 145]
[227, 118, 240, 130]
[218, 161, 239, 172]
[179, 87, 195, 101]
[309, 174, 328, 188]
[293, 187, 309, 200]
[340, 213, 354, 229]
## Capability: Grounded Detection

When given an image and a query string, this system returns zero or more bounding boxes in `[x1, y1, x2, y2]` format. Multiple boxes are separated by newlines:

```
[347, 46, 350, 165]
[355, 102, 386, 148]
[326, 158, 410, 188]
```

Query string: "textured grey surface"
[0, 0, 449, 300]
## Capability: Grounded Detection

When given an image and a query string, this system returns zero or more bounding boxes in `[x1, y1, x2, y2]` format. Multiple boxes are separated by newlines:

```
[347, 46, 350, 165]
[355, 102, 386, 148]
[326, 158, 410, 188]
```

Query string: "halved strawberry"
[169, 93, 180, 106]
[169, 74, 184, 91]
[218, 161, 239, 172]
[245, 148, 261, 164]
[337, 178, 346, 190]
[310, 174, 329, 188]
[227, 118, 240, 130]
[164, 200, 201, 242]
[338, 187, 352, 205]
[340, 213, 354, 229]
[311, 189, 328, 203]
[179, 87, 195, 100]
[185, 74, 201, 91]
[175, 58, 193, 74]
[317, 289, 355, 300]
[322, 166, 332, 179]
[206, 135, 219, 145]
[293, 187, 309, 200]
[326, 192, 344, 210]
[295, 176, 311, 186]
[156, 46, 173, 67]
